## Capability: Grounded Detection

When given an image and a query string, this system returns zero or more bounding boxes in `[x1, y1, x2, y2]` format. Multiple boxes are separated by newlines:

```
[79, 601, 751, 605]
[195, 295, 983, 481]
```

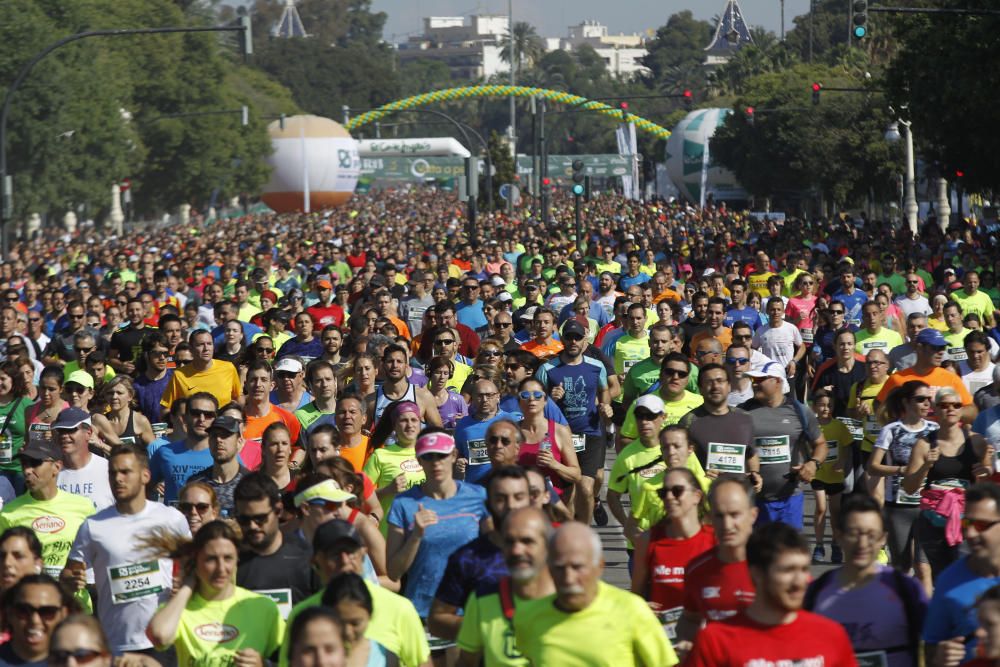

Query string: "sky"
[370, 0, 814, 43]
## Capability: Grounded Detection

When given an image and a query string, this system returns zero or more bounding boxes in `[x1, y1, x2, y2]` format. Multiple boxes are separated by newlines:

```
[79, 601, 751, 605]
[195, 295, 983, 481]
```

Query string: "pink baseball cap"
[415, 431, 456, 458]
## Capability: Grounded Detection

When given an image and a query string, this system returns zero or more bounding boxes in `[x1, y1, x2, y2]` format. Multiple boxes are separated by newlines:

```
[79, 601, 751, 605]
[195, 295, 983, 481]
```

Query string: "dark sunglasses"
[188, 408, 217, 419]
[11, 602, 61, 622]
[236, 511, 272, 526]
[962, 517, 1000, 532]
[434, 339, 456, 346]
[494, 321, 513, 328]
[50, 649, 107, 666]
[662, 368, 690, 379]
[661, 485, 692, 499]
[480, 350, 503, 357]
[519, 390, 545, 400]
[725, 357, 749, 365]
[487, 435, 513, 445]
[178, 501, 213, 514]
[634, 409, 661, 421]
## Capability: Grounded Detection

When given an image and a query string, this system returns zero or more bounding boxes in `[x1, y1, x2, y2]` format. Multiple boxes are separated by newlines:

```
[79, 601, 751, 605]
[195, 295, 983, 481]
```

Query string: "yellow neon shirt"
[456, 587, 529, 667]
[0, 490, 95, 576]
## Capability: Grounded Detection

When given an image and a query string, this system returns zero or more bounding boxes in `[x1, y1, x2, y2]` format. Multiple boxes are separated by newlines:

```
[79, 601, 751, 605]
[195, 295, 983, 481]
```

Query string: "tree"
[885, 0, 1000, 192]
[640, 11, 714, 86]
[499, 21, 545, 73]
[711, 64, 899, 211]
[484, 131, 515, 208]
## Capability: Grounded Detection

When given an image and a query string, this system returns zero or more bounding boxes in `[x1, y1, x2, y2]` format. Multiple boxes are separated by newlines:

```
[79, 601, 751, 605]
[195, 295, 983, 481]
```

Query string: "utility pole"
[539, 98, 549, 226]
[508, 0, 516, 216]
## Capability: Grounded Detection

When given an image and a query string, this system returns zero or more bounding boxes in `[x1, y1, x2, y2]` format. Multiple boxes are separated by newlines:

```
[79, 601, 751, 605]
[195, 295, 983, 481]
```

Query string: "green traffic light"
[854, 25, 867, 38]
[572, 184, 584, 196]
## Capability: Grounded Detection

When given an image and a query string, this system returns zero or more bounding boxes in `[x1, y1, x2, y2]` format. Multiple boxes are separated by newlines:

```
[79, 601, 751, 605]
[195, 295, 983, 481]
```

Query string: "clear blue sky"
[371, 0, 813, 42]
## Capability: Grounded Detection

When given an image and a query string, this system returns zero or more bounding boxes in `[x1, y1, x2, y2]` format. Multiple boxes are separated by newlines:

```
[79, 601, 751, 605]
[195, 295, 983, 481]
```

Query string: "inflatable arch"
[344, 85, 673, 141]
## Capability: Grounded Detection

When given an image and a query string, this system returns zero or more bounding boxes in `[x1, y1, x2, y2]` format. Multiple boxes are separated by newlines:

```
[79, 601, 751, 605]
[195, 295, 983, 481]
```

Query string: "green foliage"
[640, 11, 714, 85]
[1, 0, 285, 221]
[484, 131, 515, 208]
[885, 0, 1000, 192]
[710, 64, 900, 209]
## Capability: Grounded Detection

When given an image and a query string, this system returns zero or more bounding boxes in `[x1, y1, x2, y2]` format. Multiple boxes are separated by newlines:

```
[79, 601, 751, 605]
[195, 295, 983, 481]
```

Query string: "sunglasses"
[962, 517, 1000, 532]
[725, 357, 749, 365]
[419, 452, 450, 462]
[307, 499, 344, 512]
[236, 512, 272, 526]
[487, 435, 513, 445]
[936, 402, 963, 410]
[661, 485, 692, 499]
[480, 350, 502, 357]
[519, 390, 545, 400]
[189, 408, 217, 420]
[911, 396, 932, 403]
[695, 350, 716, 359]
[662, 368, 690, 379]
[494, 321, 513, 328]
[178, 501, 213, 514]
[829, 309, 845, 315]
[435, 339, 456, 346]
[11, 602, 61, 622]
[505, 363, 523, 371]
[257, 347, 275, 354]
[50, 649, 107, 666]
[634, 409, 661, 421]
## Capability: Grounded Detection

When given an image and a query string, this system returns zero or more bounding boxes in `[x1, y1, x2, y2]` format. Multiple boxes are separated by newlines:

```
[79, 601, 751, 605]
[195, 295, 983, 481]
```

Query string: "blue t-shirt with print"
[149, 440, 215, 503]
[387, 481, 488, 617]
[455, 411, 517, 485]
[536, 356, 608, 436]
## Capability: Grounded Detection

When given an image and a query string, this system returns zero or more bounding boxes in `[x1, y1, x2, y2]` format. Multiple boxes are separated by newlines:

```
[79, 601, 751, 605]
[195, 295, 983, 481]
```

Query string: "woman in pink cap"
[363, 401, 426, 527]
[385, 428, 488, 647]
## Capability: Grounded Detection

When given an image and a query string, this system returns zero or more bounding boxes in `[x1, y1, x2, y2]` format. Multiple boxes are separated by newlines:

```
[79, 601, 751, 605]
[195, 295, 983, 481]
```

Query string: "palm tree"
[499, 21, 546, 74]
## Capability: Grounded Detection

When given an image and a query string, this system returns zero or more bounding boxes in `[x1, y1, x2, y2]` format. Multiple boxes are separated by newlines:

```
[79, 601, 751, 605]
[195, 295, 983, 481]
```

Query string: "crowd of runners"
[0, 187, 996, 666]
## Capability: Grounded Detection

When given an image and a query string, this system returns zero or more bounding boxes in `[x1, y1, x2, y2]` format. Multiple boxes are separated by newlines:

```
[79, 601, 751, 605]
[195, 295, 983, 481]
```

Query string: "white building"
[395, 16, 649, 81]
[396, 15, 509, 80]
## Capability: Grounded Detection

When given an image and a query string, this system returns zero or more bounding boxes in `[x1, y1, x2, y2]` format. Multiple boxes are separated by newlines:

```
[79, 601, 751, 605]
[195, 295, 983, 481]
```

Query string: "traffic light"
[619, 102, 629, 121]
[584, 175, 592, 201]
[955, 169, 965, 179]
[682, 90, 693, 110]
[852, 0, 868, 39]
[744, 106, 755, 126]
[541, 177, 551, 188]
[571, 159, 585, 196]
[812, 82, 822, 105]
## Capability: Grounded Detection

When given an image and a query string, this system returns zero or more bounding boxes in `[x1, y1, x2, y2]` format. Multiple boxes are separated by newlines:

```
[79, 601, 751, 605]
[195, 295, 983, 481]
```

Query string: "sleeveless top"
[374, 382, 417, 423]
[118, 408, 140, 444]
[645, 523, 717, 637]
[518, 419, 566, 493]
[925, 428, 979, 488]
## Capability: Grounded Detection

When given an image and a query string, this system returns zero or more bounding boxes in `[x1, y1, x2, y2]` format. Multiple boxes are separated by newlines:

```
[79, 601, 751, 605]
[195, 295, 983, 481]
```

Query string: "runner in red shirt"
[686, 522, 858, 667]
[631, 467, 716, 643]
[306, 279, 345, 329]
[676, 475, 757, 657]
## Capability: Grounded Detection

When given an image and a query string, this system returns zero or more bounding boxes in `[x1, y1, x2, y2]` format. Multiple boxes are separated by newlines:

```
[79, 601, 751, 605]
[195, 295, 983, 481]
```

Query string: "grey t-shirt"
[400, 294, 436, 335]
[741, 399, 822, 501]
[678, 406, 755, 472]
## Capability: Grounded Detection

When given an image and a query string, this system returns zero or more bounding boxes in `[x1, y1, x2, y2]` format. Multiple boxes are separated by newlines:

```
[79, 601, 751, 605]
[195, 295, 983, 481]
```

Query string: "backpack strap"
[498, 576, 516, 623]
[803, 568, 837, 612]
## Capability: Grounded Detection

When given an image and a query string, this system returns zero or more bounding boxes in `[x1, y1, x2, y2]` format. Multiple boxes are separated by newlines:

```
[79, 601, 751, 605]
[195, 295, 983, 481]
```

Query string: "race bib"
[838, 417, 864, 441]
[800, 328, 814, 343]
[468, 439, 489, 465]
[623, 357, 640, 373]
[151, 423, 169, 438]
[825, 440, 839, 463]
[656, 607, 683, 640]
[707, 443, 746, 473]
[0, 434, 12, 464]
[755, 435, 791, 465]
[571, 434, 586, 452]
[864, 415, 881, 439]
[119, 436, 136, 445]
[856, 650, 889, 667]
[256, 588, 293, 619]
[108, 561, 163, 604]
[947, 347, 968, 362]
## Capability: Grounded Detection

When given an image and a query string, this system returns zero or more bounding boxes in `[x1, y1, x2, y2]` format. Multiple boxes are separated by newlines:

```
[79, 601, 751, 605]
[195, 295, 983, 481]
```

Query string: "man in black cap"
[188, 414, 249, 518]
[0, 435, 94, 577]
[278, 519, 430, 667]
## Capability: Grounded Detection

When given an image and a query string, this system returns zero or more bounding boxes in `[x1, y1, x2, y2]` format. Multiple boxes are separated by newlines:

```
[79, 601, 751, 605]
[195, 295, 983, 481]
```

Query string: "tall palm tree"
[499, 21, 546, 74]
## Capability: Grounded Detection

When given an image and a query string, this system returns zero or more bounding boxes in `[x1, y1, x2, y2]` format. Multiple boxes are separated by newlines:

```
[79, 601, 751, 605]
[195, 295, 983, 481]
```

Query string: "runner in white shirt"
[751, 297, 805, 379]
[54, 408, 113, 510]
[63, 442, 190, 654]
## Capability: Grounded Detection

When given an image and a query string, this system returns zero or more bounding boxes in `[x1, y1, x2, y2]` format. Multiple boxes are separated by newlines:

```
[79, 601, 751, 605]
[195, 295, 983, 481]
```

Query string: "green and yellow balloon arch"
[344, 85, 672, 140]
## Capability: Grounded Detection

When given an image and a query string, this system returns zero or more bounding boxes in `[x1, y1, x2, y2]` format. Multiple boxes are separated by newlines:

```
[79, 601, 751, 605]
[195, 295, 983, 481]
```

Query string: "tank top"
[925, 428, 979, 487]
[646, 522, 717, 640]
[373, 383, 417, 424]
[117, 408, 139, 444]
[518, 419, 566, 493]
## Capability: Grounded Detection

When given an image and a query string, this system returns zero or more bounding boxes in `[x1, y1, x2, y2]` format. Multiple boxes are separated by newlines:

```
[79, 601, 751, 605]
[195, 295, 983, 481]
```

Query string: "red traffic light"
[745, 106, 755, 115]
[812, 82, 822, 92]
[619, 102, 629, 111]
[955, 170, 965, 178]
[683, 90, 692, 99]
[541, 177, 551, 186]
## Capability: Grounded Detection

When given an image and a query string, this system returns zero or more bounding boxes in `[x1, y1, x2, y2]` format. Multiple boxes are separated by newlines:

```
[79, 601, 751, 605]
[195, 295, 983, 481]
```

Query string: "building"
[396, 15, 509, 80]
[559, 21, 649, 78]
[704, 0, 754, 67]
[395, 15, 649, 81]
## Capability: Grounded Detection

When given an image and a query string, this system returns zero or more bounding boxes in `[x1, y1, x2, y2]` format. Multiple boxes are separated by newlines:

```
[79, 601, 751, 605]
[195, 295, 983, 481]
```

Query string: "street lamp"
[884, 120, 917, 236]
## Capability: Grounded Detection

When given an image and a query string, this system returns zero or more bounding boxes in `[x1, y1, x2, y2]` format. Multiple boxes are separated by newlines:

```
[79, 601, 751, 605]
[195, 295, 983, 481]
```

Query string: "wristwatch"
[806, 458, 821, 467]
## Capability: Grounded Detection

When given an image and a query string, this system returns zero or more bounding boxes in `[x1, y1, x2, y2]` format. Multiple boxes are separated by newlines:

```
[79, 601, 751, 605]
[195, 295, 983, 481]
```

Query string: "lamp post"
[884, 120, 918, 236]
[0, 19, 252, 259]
